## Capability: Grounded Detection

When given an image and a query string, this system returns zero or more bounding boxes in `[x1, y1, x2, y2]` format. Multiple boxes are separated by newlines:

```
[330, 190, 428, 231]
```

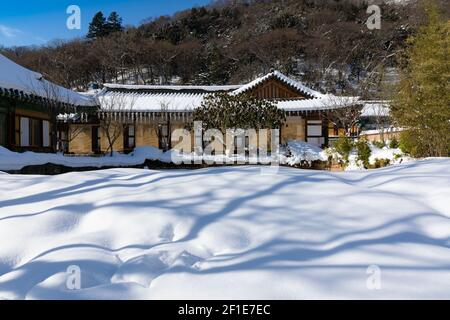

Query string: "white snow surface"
[0, 159, 449, 299]
[0, 54, 96, 107]
[369, 145, 403, 164]
[0, 146, 165, 171]
[286, 140, 327, 164]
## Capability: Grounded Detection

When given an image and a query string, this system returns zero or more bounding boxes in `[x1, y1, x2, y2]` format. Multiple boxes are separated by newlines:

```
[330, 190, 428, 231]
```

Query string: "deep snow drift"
[0, 159, 449, 299]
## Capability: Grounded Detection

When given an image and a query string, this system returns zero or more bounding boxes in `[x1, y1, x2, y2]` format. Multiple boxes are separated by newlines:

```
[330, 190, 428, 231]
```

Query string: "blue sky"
[0, 0, 212, 47]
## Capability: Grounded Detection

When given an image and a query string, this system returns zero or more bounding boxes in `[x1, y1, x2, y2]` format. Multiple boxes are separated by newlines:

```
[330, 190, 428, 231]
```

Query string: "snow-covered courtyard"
[0, 159, 449, 299]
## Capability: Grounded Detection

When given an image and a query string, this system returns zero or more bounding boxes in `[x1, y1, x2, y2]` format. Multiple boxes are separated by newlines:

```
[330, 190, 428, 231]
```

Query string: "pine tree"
[87, 11, 108, 39]
[193, 93, 286, 134]
[391, 2, 450, 157]
[106, 12, 124, 34]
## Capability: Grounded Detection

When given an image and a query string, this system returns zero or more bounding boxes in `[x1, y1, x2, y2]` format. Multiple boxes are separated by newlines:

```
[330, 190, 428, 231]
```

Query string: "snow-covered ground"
[0, 141, 408, 172]
[0, 146, 166, 171]
[0, 158, 449, 299]
[0, 142, 322, 171]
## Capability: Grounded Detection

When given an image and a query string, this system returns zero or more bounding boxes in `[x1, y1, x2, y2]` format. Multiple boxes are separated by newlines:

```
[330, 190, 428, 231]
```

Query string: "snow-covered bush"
[323, 147, 342, 163]
[372, 140, 386, 149]
[355, 138, 371, 169]
[373, 158, 391, 168]
[389, 137, 399, 149]
[333, 136, 354, 164]
[342, 141, 409, 171]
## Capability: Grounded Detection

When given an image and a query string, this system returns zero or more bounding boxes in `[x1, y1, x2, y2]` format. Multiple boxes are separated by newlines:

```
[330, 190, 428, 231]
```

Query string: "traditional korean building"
[67, 70, 359, 154]
[0, 54, 97, 152]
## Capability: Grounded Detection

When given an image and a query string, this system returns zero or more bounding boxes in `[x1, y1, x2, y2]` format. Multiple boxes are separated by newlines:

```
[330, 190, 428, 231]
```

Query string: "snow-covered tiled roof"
[97, 90, 359, 112]
[97, 90, 207, 111]
[232, 70, 325, 98]
[361, 101, 390, 117]
[96, 71, 359, 112]
[277, 95, 360, 111]
[0, 54, 97, 107]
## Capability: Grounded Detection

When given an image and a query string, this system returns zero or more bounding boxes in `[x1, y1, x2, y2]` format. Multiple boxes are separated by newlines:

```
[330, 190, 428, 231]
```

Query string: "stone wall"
[362, 131, 401, 142]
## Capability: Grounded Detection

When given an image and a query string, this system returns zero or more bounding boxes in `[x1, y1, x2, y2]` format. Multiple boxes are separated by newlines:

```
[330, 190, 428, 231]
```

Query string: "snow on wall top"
[0, 54, 97, 107]
[232, 70, 325, 98]
[97, 90, 207, 111]
[103, 83, 242, 92]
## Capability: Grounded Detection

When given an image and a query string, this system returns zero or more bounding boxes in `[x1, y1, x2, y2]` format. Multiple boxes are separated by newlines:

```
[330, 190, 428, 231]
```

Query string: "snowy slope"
[0, 159, 449, 299]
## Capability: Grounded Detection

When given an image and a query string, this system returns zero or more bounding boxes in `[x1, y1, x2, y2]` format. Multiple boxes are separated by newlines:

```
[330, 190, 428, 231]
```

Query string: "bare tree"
[154, 101, 172, 151]
[324, 96, 362, 137]
[97, 92, 136, 156]
[54, 114, 83, 152]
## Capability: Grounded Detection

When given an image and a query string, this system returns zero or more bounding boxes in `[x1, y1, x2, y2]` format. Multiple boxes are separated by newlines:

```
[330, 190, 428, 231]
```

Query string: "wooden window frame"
[123, 124, 136, 152]
[16, 115, 48, 148]
[92, 126, 101, 154]
[306, 119, 325, 147]
[0, 113, 6, 146]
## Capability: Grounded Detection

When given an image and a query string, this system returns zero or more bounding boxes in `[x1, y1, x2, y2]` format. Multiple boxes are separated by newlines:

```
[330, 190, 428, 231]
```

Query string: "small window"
[307, 120, 322, 137]
[158, 124, 170, 151]
[92, 126, 101, 153]
[307, 119, 324, 147]
[0, 113, 7, 146]
[30, 118, 43, 147]
[124, 125, 135, 150]
[307, 120, 323, 137]
[20, 117, 30, 147]
[57, 129, 68, 153]
[307, 125, 322, 136]
[42, 120, 50, 147]
[19, 117, 47, 147]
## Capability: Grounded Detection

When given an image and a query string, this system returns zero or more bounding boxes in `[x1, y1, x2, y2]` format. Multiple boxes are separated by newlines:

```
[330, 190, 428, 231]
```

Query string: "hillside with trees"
[391, 2, 449, 157]
[0, 0, 448, 99]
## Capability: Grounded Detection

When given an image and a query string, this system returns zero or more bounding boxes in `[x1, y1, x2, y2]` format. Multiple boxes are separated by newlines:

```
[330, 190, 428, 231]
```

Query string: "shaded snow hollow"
[0, 158, 449, 299]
